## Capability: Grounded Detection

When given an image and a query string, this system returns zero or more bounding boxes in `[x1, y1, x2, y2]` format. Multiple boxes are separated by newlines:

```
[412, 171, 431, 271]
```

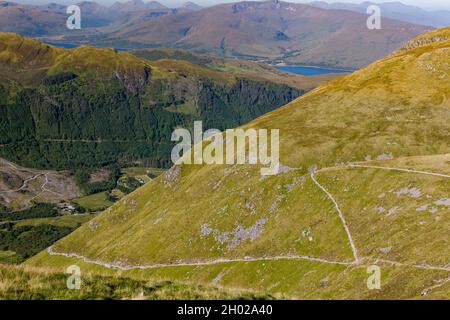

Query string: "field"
[72, 192, 114, 212]
[14, 214, 96, 229]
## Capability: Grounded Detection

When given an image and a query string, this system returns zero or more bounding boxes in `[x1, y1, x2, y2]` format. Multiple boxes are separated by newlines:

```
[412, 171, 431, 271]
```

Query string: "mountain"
[0, 1, 173, 36]
[0, 1, 433, 68]
[76, 1, 117, 27]
[110, 0, 169, 13]
[311, 1, 450, 28]
[107, 0, 432, 69]
[0, 1, 67, 36]
[28, 28, 450, 299]
[0, 32, 331, 170]
[132, 47, 337, 89]
[179, 1, 203, 10]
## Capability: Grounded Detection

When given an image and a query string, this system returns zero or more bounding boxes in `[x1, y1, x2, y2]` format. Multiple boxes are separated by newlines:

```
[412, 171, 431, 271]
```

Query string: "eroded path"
[310, 171, 359, 262]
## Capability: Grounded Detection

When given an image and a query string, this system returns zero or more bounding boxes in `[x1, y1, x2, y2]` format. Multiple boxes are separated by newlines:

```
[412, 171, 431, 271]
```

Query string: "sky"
[11, 0, 450, 11]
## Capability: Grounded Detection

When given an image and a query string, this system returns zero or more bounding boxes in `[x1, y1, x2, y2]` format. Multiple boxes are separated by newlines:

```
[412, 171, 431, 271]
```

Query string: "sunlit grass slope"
[0, 264, 268, 300]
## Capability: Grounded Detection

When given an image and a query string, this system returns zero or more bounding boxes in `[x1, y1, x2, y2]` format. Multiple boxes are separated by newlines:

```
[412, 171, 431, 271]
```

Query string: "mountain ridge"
[0, 32, 322, 169]
[0, 1, 434, 69]
[106, 0, 433, 68]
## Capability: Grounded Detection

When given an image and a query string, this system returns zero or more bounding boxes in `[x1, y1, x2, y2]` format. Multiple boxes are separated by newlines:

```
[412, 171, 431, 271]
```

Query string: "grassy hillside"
[0, 264, 269, 300]
[26, 28, 450, 299]
[0, 32, 317, 170]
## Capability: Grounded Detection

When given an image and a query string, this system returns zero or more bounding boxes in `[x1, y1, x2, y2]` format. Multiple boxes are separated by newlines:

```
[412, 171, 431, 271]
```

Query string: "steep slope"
[108, 0, 432, 68]
[0, 33, 317, 170]
[29, 28, 450, 299]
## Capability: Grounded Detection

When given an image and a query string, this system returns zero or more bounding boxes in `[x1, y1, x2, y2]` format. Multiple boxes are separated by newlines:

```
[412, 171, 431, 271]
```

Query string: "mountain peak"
[181, 2, 202, 9]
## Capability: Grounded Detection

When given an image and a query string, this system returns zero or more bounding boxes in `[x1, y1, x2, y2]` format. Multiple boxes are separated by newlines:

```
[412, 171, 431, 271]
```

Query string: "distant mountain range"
[103, 1, 431, 68]
[0, 0, 435, 68]
[0, 0, 202, 32]
[310, 1, 450, 28]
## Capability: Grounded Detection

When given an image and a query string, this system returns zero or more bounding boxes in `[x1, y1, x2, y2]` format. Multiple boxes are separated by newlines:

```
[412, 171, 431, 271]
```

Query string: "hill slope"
[107, 0, 432, 68]
[0, 33, 318, 170]
[0, 264, 267, 299]
[28, 28, 450, 299]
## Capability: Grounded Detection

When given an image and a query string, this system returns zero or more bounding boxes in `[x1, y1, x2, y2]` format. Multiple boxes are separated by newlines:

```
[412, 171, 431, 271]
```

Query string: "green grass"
[317, 166, 450, 266]
[72, 192, 114, 212]
[122, 167, 166, 178]
[27, 250, 450, 300]
[0, 251, 20, 264]
[0, 264, 270, 300]
[14, 214, 95, 229]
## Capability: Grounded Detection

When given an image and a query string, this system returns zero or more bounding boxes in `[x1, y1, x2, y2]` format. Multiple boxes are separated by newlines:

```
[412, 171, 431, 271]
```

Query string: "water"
[44, 42, 127, 51]
[44, 42, 80, 49]
[276, 65, 353, 76]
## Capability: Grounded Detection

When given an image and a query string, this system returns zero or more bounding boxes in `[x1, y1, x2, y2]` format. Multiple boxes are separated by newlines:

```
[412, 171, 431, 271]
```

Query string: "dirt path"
[43, 139, 149, 143]
[421, 276, 450, 296]
[47, 246, 356, 270]
[349, 164, 450, 179]
[310, 172, 360, 263]
[29, 173, 62, 202]
[0, 173, 43, 195]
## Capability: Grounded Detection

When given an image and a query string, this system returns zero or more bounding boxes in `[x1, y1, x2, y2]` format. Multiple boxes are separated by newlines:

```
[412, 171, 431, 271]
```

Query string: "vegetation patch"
[72, 192, 115, 212]
[0, 264, 272, 300]
[0, 203, 59, 222]
[0, 224, 75, 262]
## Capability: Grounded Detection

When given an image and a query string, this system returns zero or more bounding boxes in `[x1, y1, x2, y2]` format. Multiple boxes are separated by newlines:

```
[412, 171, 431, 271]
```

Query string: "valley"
[0, 1, 448, 302]
[22, 28, 450, 299]
[0, 33, 324, 170]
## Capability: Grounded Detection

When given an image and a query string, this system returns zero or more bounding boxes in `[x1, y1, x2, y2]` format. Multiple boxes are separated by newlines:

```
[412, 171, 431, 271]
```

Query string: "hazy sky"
[12, 0, 450, 11]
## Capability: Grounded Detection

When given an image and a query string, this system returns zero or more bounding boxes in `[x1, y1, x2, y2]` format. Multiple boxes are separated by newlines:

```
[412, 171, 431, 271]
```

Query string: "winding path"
[348, 164, 450, 179]
[47, 246, 356, 270]
[45, 161, 450, 295]
[0, 173, 43, 195]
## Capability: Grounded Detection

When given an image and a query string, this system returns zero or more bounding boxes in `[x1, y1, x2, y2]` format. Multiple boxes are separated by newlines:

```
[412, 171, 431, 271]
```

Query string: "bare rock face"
[163, 165, 181, 188]
[115, 66, 151, 94]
